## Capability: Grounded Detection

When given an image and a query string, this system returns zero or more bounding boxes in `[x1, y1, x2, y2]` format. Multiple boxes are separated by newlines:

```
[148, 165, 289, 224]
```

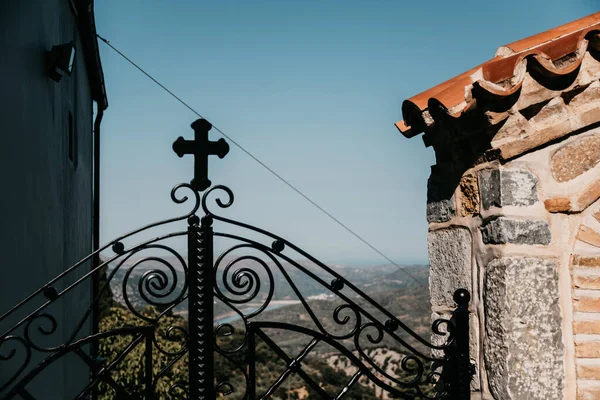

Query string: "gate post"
[188, 215, 215, 400]
[445, 289, 471, 399]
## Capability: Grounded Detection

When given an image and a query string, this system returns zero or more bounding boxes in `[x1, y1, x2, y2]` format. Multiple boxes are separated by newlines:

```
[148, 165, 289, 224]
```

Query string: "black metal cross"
[173, 119, 229, 191]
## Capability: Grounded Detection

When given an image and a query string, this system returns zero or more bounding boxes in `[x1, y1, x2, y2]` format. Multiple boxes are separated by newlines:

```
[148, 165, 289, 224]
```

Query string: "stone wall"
[424, 83, 600, 398]
[427, 161, 567, 399]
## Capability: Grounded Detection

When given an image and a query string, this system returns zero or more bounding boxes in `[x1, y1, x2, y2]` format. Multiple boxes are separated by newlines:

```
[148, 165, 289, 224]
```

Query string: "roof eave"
[397, 12, 600, 138]
[76, 0, 108, 110]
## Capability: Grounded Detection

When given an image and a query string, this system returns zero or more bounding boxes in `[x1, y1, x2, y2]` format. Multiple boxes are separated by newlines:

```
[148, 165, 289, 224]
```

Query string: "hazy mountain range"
[104, 256, 429, 311]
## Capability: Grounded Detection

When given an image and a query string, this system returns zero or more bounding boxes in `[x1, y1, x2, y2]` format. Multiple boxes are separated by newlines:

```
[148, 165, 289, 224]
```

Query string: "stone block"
[481, 217, 551, 245]
[501, 170, 538, 207]
[573, 255, 600, 267]
[544, 179, 600, 213]
[490, 112, 528, 143]
[484, 257, 564, 400]
[428, 228, 471, 308]
[574, 320, 600, 334]
[427, 198, 455, 223]
[573, 274, 600, 289]
[479, 170, 501, 210]
[497, 97, 573, 160]
[577, 363, 600, 380]
[573, 295, 600, 312]
[575, 342, 600, 358]
[577, 225, 600, 248]
[460, 172, 480, 216]
[479, 169, 538, 210]
[579, 105, 600, 127]
[544, 197, 571, 213]
[575, 179, 600, 212]
[551, 135, 600, 182]
[570, 82, 600, 128]
[578, 381, 600, 400]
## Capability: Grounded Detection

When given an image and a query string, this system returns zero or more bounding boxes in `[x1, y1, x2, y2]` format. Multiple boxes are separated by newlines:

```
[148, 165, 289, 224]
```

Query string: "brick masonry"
[572, 255, 600, 388]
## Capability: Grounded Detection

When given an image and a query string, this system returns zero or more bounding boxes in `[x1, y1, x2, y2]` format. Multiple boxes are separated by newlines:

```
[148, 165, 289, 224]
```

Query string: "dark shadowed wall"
[0, 0, 96, 398]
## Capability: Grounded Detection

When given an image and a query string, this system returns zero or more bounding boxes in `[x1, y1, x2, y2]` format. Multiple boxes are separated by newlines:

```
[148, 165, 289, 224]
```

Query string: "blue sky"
[95, 1, 597, 266]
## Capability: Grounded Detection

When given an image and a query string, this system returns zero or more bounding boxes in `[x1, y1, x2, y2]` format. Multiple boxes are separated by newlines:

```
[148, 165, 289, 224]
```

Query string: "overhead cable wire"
[96, 34, 427, 287]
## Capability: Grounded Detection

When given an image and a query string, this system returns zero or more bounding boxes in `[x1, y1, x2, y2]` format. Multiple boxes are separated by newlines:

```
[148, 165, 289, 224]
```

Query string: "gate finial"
[172, 119, 229, 191]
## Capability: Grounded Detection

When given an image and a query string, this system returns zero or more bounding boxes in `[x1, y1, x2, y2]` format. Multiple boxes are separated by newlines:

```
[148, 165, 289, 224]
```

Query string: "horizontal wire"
[96, 34, 427, 287]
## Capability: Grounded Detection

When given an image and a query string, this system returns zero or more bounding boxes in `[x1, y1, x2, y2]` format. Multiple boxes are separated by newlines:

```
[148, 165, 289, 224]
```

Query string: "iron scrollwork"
[0, 183, 201, 399]
[200, 185, 473, 400]
[0, 181, 472, 399]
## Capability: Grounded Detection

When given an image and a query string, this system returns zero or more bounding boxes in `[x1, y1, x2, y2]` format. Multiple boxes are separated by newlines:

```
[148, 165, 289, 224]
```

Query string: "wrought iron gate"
[0, 119, 473, 399]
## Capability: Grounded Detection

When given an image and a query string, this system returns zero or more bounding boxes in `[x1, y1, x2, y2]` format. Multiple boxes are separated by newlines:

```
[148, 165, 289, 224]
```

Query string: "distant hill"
[103, 257, 432, 354]
[229, 284, 433, 356]
[104, 256, 428, 310]
[101, 258, 438, 398]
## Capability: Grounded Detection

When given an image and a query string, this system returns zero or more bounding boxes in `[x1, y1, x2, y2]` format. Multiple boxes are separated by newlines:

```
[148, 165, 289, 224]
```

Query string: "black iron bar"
[248, 324, 256, 400]
[203, 190, 436, 349]
[0, 176, 477, 400]
[444, 289, 471, 400]
[255, 328, 330, 400]
[214, 232, 443, 358]
[188, 216, 215, 400]
[0, 182, 199, 326]
[258, 335, 320, 399]
[4, 328, 149, 399]
[187, 223, 199, 399]
[0, 232, 187, 340]
[334, 370, 363, 400]
[145, 329, 155, 400]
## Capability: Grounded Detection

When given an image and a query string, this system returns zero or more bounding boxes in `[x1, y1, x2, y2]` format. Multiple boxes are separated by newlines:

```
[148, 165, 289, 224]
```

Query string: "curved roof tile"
[398, 12, 600, 138]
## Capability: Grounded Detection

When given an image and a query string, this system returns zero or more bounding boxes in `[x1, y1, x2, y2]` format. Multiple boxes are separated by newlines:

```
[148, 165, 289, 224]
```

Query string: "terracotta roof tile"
[398, 12, 600, 138]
